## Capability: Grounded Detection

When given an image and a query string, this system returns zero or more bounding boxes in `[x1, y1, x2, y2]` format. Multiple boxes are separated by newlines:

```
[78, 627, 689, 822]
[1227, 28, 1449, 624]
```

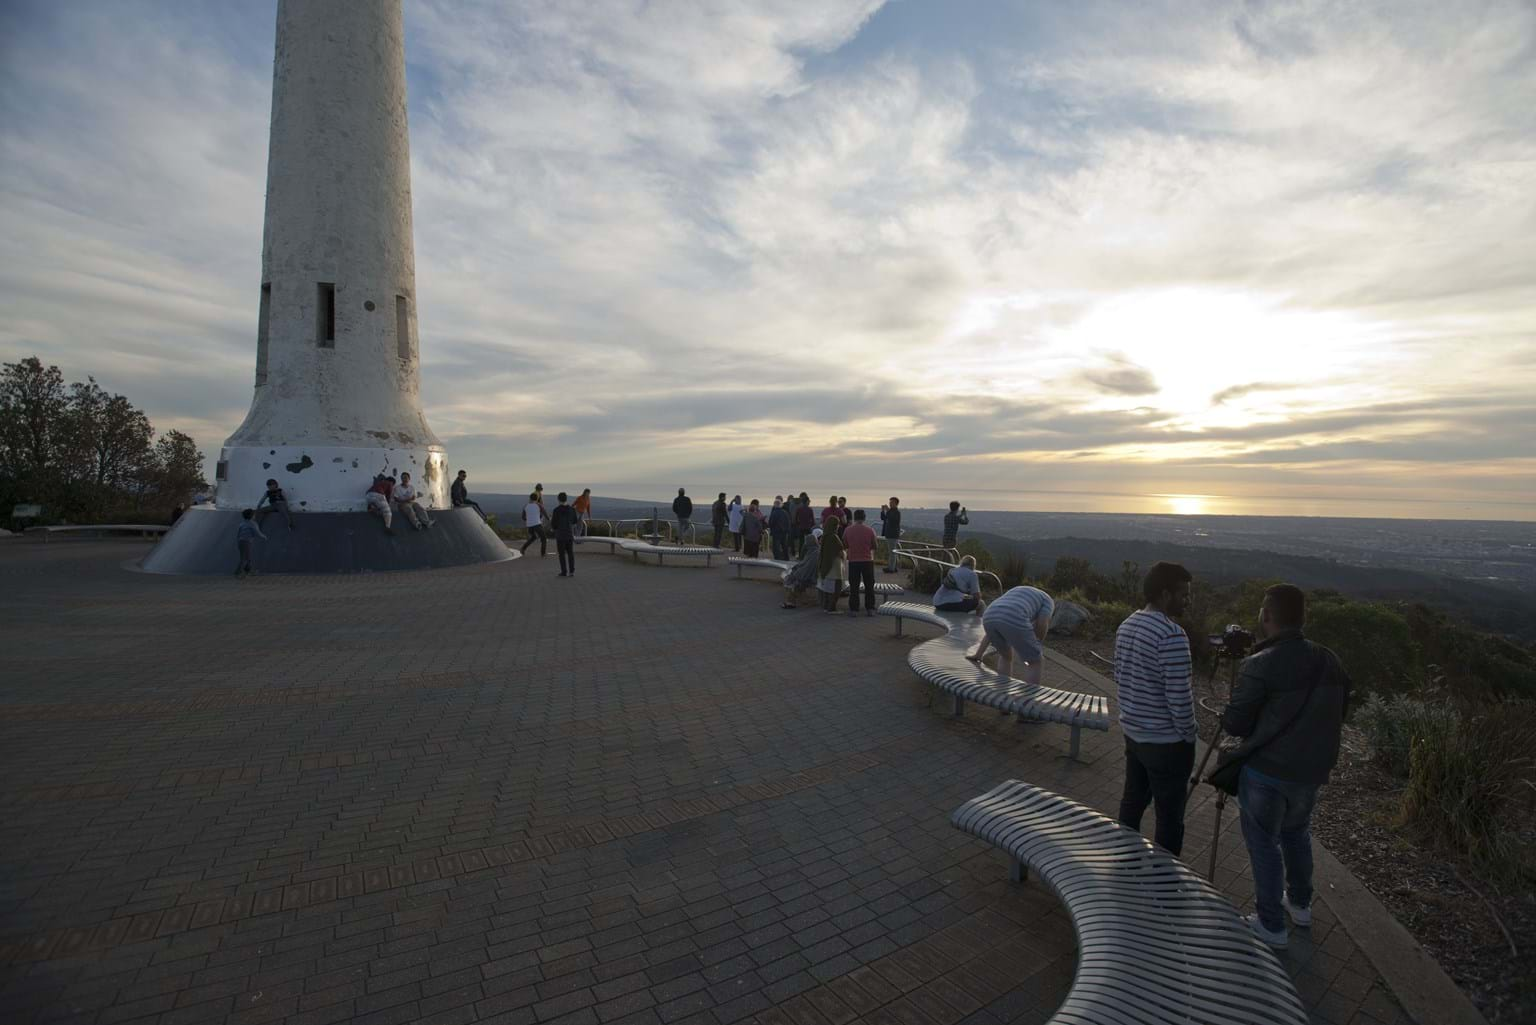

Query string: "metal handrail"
[891, 538, 959, 562]
[894, 550, 1003, 595]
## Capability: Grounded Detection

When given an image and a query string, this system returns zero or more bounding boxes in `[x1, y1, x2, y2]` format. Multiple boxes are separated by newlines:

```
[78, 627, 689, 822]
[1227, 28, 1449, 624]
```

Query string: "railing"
[893, 549, 1004, 595]
[890, 538, 959, 562]
[582, 517, 700, 544]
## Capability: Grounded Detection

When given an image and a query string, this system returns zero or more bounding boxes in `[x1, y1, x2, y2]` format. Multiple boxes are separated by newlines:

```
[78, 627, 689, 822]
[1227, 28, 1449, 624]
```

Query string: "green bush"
[1308, 598, 1422, 695]
[1357, 692, 1461, 777]
[999, 552, 1029, 590]
[1401, 702, 1536, 878]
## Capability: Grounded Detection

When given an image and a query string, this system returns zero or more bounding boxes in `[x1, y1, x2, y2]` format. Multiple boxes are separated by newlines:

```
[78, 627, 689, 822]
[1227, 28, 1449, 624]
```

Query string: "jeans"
[521, 525, 547, 555]
[676, 517, 690, 544]
[556, 536, 575, 574]
[456, 500, 486, 521]
[1240, 766, 1319, 932]
[257, 500, 293, 528]
[936, 598, 978, 613]
[847, 561, 876, 611]
[1117, 737, 1195, 855]
[885, 541, 900, 572]
[235, 539, 254, 574]
[771, 531, 789, 560]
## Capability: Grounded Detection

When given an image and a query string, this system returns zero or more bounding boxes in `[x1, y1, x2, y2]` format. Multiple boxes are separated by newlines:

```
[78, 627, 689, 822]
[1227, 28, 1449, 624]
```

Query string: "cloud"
[0, 0, 1533, 519]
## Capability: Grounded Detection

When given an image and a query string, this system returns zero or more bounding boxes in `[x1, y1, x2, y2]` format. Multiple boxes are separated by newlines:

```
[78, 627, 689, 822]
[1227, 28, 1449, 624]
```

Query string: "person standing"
[942, 501, 968, 550]
[821, 495, 840, 531]
[234, 508, 266, 576]
[393, 472, 434, 531]
[966, 584, 1053, 683]
[768, 497, 791, 560]
[740, 499, 767, 557]
[879, 496, 901, 573]
[572, 488, 592, 535]
[711, 492, 728, 548]
[793, 493, 815, 556]
[1221, 584, 1351, 949]
[520, 492, 547, 556]
[451, 470, 486, 520]
[1111, 562, 1196, 855]
[727, 495, 745, 551]
[550, 492, 580, 576]
[365, 474, 395, 534]
[817, 521, 847, 613]
[255, 478, 295, 530]
[672, 487, 693, 545]
[783, 493, 800, 554]
[842, 509, 879, 617]
[835, 497, 851, 536]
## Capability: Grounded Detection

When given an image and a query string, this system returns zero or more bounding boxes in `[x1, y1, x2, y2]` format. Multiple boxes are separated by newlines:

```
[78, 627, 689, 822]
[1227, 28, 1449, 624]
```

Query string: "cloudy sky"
[2, 0, 1533, 519]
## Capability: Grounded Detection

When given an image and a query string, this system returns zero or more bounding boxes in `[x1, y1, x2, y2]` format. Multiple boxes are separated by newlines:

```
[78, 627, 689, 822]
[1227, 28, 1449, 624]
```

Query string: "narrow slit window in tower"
[255, 283, 272, 384]
[395, 295, 410, 361]
[317, 282, 336, 347]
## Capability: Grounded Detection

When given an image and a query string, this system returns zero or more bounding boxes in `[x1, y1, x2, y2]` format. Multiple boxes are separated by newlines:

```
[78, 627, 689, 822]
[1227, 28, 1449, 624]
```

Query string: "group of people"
[518, 483, 592, 577]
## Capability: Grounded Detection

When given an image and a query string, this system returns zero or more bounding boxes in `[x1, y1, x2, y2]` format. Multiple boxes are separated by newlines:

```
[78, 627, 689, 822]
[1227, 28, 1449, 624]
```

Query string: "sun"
[1166, 494, 1208, 516]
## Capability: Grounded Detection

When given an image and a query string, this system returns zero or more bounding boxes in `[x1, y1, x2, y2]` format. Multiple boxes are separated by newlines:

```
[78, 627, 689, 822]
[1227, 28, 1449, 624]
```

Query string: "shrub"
[999, 552, 1029, 590]
[1357, 692, 1460, 777]
[1401, 702, 1536, 877]
[585, 520, 612, 537]
[910, 562, 942, 594]
[1307, 598, 1422, 695]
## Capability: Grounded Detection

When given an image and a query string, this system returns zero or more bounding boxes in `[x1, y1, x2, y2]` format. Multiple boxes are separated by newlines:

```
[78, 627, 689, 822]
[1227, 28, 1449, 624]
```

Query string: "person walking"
[793, 493, 815, 556]
[572, 488, 592, 535]
[1111, 562, 1196, 855]
[393, 472, 434, 531]
[672, 488, 693, 545]
[520, 492, 547, 556]
[710, 492, 728, 548]
[942, 501, 968, 550]
[727, 495, 744, 551]
[966, 584, 1053, 683]
[234, 508, 266, 576]
[817, 521, 847, 613]
[365, 474, 396, 535]
[933, 555, 983, 613]
[768, 497, 791, 561]
[1220, 584, 1351, 949]
[255, 478, 295, 530]
[550, 492, 580, 576]
[879, 496, 901, 572]
[451, 470, 486, 520]
[741, 499, 767, 557]
[843, 509, 879, 617]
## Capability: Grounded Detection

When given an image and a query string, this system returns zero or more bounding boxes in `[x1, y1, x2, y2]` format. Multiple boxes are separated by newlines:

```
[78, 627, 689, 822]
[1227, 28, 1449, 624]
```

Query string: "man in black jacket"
[550, 492, 580, 577]
[880, 497, 901, 572]
[1220, 583, 1351, 949]
[672, 488, 693, 546]
[710, 493, 728, 548]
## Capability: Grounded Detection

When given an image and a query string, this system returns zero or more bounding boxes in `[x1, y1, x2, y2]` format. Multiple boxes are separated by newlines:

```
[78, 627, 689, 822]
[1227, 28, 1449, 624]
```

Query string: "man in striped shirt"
[1112, 562, 1196, 855]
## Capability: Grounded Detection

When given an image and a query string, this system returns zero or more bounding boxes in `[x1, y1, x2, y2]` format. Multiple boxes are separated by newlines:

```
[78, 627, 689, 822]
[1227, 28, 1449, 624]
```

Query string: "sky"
[1, 0, 1533, 520]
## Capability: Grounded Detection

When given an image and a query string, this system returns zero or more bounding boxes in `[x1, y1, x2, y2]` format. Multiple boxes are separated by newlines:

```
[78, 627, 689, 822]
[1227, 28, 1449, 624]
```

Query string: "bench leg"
[893, 618, 903, 638]
[951, 694, 964, 718]
[1068, 726, 1082, 761]
[735, 565, 742, 578]
[1009, 858, 1027, 884]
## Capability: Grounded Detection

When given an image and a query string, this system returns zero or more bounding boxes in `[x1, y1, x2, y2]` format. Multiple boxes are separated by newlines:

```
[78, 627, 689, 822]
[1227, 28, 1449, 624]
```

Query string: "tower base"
[139, 506, 513, 575]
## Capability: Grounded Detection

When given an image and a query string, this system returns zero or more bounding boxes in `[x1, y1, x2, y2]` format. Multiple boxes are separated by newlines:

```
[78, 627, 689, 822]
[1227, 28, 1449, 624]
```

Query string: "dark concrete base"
[138, 506, 514, 575]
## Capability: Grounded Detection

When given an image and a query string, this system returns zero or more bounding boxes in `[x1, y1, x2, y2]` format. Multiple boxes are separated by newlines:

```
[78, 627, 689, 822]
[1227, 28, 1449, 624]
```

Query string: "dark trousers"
[712, 523, 724, 548]
[457, 500, 486, 521]
[743, 537, 761, 557]
[235, 539, 254, 574]
[847, 560, 876, 611]
[557, 536, 575, 574]
[521, 525, 547, 555]
[1117, 737, 1195, 855]
[936, 598, 978, 613]
[770, 531, 789, 560]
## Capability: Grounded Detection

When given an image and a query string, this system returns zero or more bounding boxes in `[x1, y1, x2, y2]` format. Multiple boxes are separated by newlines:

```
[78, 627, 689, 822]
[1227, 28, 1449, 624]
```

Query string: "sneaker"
[1283, 896, 1312, 927]
[1244, 913, 1288, 949]
[558, 572, 567, 577]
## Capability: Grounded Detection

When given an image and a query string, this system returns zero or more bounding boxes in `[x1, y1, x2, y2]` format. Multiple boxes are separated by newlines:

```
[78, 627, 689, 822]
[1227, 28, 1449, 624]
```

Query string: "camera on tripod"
[1206, 623, 1255, 659]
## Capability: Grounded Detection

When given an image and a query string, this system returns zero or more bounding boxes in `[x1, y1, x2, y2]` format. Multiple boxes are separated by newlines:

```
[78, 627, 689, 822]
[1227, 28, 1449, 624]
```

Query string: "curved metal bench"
[571, 535, 724, 566]
[878, 601, 1109, 758]
[953, 780, 1307, 1025]
[28, 524, 169, 542]
[727, 556, 904, 595]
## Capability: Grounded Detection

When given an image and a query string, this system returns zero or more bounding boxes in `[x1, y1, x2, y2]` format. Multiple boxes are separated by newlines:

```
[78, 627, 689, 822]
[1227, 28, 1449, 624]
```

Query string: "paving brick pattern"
[0, 540, 1414, 1025]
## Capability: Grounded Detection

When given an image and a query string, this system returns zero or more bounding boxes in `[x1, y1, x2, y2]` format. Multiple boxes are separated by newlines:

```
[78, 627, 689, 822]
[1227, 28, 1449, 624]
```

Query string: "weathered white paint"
[219, 0, 448, 511]
[217, 444, 448, 513]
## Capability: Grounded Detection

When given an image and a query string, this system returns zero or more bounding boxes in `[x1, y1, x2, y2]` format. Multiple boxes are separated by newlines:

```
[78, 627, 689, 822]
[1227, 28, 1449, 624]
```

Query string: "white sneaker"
[1244, 913, 1288, 949]
[1283, 896, 1312, 927]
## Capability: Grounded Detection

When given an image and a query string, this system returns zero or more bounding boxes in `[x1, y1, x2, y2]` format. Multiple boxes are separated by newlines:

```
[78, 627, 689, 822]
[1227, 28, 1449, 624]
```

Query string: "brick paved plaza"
[1, 540, 1416, 1025]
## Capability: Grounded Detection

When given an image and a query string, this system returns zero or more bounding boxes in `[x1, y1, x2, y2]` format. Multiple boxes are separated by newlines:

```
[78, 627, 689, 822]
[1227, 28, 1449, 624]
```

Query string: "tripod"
[1191, 649, 1240, 881]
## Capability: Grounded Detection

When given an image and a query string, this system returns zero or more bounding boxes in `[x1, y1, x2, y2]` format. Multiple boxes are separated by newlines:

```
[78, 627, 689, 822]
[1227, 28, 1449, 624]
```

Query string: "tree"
[60, 379, 154, 516]
[153, 430, 207, 507]
[0, 356, 68, 490]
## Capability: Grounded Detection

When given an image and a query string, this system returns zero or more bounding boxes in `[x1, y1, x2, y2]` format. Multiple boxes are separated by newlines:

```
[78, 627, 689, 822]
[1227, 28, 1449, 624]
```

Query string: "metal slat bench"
[28, 524, 170, 542]
[727, 556, 904, 595]
[878, 601, 1109, 758]
[953, 781, 1307, 1025]
[570, 536, 723, 566]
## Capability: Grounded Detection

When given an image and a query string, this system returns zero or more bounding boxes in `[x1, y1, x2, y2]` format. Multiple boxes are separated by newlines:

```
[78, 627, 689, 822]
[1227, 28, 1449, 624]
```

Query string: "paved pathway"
[0, 540, 1414, 1025]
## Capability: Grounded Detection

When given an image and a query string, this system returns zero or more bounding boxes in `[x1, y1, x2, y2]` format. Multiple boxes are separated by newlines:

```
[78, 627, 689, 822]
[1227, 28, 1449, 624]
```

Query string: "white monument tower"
[144, 0, 509, 573]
